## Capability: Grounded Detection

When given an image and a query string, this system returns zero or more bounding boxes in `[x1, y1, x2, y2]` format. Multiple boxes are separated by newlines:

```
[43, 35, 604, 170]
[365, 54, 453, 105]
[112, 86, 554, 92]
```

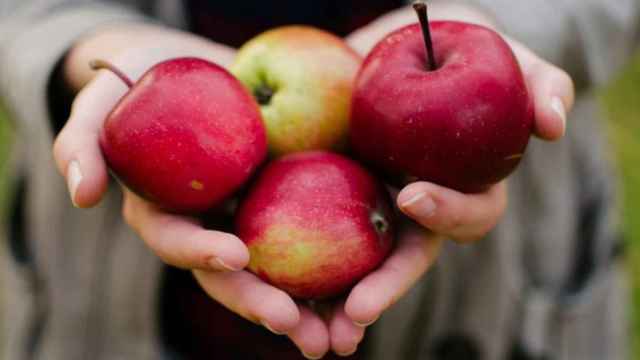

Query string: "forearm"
[65, 23, 236, 92]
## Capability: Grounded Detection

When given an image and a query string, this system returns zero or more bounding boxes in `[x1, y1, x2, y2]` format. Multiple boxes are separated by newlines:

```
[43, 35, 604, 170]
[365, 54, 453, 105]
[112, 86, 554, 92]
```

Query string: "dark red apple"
[97, 57, 267, 213]
[235, 151, 394, 299]
[350, 4, 534, 193]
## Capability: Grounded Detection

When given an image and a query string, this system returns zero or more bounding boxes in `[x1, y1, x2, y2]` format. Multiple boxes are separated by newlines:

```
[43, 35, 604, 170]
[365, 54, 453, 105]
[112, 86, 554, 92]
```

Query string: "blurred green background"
[0, 101, 12, 217]
[0, 55, 639, 356]
[602, 52, 640, 357]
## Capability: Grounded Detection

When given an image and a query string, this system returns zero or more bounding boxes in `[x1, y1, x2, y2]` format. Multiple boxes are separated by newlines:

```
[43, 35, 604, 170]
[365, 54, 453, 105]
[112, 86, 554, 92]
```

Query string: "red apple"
[97, 58, 267, 213]
[350, 4, 533, 193]
[235, 151, 394, 299]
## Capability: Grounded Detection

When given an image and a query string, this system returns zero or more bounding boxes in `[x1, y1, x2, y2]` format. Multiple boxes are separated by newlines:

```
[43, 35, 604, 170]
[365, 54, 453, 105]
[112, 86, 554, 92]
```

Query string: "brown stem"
[413, 1, 437, 71]
[89, 59, 134, 88]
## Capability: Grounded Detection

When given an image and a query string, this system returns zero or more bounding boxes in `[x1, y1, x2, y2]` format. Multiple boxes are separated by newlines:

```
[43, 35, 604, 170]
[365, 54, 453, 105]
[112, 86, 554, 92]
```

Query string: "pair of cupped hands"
[53, 4, 574, 359]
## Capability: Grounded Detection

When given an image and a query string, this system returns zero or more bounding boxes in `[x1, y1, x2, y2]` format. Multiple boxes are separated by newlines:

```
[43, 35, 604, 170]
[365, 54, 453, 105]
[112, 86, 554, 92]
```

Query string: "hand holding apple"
[53, 25, 353, 359]
[350, 4, 533, 193]
[54, 24, 258, 274]
[51, 7, 577, 359]
[316, 2, 576, 357]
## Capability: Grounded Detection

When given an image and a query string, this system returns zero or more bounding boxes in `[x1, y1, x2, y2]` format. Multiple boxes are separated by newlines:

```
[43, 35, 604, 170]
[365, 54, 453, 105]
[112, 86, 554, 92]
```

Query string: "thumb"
[507, 38, 575, 141]
[52, 71, 129, 207]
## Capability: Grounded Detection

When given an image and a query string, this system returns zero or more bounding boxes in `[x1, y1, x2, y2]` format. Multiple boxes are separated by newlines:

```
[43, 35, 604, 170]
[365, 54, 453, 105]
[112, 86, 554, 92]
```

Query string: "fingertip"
[54, 127, 109, 208]
[330, 305, 365, 356]
[396, 182, 426, 208]
[257, 291, 300, 334]
[289, 307, 330, 359]
[550, 96, 567, 137]
[344, 287, 380, 327]
[68, 156, 109, 208]
[66, 160, 82, 207]
[534, 96, 566, 141]
[397, 182, 438, 221]
[529, 64, 575, 141]
[207, 232, 250, 271]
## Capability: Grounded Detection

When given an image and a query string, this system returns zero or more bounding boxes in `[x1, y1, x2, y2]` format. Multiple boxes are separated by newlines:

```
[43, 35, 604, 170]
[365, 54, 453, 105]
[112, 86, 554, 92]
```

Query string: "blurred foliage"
[600, 51, 640, 359]
[0, 103, 13, 217]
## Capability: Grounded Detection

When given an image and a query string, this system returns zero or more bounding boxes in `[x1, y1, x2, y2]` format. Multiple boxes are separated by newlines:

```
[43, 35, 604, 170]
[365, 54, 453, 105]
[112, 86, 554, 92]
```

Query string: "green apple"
[231, 26, 362, 157]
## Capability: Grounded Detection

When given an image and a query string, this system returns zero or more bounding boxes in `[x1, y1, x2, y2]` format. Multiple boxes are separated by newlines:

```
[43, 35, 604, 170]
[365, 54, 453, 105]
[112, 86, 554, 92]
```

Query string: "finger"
[193, 269, 300, 335]
[53, 72, 130, 208]
[508, 38, 575, 141]
[288, 306, 331, 359]
[123, 189, 249, 271]
[329, 301, 365, 357]
[396, 181, 507, 243]
[345, 224, 443, 327]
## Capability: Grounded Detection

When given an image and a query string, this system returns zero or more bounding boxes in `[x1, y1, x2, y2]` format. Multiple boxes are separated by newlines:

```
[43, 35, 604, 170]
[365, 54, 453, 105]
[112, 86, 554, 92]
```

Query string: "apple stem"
[413, 1, 437, 71]
[89, 59, 134, 88]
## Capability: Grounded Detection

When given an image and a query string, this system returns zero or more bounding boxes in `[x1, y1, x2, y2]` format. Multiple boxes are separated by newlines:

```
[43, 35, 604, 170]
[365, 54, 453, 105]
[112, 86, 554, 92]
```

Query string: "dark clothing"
[187, 0, 404, 47]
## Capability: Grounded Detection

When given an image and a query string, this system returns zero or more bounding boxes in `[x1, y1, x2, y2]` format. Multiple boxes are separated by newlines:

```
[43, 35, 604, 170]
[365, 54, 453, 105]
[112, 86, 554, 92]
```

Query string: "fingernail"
[211, 257, 242, 272]
[302, 351, 324, 360]
[336, 345, 358, 357]
[400, 192, 436, 219]
[261, 321, 286, 335]
[354, 316, 378, 328]
[550, 97, 566, 135]
[67, 160, 82, 207]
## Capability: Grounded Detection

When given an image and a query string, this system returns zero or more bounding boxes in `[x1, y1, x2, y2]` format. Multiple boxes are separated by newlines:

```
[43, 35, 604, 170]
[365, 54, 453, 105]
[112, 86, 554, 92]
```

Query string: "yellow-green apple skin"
[231, 26, 362, 157]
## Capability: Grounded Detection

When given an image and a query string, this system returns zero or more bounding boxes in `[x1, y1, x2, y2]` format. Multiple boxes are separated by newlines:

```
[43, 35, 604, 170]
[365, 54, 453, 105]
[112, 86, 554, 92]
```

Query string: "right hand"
[53, 24, 332, 358]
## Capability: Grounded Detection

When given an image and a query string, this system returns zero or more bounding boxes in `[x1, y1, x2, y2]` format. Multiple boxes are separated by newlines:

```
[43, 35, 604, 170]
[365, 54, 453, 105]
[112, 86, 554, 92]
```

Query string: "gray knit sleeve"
[0, 1, 146, 132]
[459, 0, 640, 87]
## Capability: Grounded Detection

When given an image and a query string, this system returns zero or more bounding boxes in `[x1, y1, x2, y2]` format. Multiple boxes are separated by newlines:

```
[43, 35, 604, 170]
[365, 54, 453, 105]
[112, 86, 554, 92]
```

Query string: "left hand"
[314, 3, 575, 357]
[324, 182, 507, 357]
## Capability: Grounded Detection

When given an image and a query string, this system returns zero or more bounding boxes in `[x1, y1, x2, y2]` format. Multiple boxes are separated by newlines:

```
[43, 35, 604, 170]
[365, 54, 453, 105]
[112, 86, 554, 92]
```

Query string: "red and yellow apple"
[235, 151, 394, 299]
[231, 26, 362, 157]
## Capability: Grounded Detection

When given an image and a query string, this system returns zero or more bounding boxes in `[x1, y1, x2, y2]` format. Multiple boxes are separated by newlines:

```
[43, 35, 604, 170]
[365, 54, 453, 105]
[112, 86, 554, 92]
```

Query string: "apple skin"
[231, 26, 362, 157]
[100, 58, 267, 213]
[350, 21, 534, 193]
[235, 151, 394, 300]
